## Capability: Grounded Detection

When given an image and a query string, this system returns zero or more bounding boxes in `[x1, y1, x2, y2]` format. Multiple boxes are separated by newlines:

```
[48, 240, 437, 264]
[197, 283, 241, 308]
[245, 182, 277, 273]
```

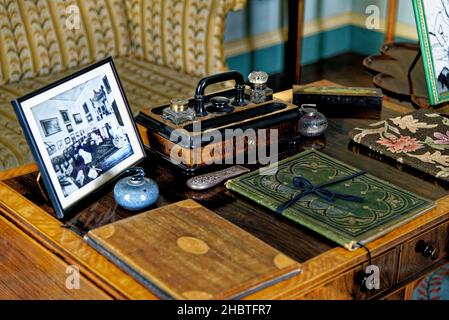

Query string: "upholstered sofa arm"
[126, 0, 247, 78]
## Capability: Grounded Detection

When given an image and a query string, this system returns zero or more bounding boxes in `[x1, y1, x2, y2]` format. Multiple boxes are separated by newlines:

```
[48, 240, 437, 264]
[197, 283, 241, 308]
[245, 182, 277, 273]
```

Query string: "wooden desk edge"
[0, 182, 157, 300]
[1, 180, 448, 300]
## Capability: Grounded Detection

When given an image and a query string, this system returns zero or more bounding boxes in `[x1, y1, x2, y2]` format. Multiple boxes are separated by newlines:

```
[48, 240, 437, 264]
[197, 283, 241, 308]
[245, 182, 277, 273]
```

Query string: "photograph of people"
[31, 74, 134, 198]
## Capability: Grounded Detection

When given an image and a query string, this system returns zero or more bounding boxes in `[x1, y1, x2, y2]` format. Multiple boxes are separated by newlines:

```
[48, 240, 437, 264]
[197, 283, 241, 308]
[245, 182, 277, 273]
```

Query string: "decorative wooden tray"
[363, 42, 449, 111]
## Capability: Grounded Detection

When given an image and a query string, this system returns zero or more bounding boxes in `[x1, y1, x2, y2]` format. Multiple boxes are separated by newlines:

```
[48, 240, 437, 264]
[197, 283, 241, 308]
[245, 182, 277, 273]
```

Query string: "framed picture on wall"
[413, 0, 449, 105]
[60, 110, 70, 123]
[11, 57, 146, 218]
[40, 118, 62, 137]
[73, 113, 83, 124]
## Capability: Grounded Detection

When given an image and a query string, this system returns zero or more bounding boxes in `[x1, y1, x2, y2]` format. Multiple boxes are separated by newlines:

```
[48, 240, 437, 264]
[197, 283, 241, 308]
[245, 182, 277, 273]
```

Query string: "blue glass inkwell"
[113, 167, 159, 211]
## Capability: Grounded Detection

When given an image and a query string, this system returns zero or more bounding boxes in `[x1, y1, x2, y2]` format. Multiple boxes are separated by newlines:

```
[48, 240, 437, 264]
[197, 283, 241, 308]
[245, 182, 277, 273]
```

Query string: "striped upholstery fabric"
[0, 0, 246, 171]
[0, 0, 132, 84]
[125, 0, 245, 77]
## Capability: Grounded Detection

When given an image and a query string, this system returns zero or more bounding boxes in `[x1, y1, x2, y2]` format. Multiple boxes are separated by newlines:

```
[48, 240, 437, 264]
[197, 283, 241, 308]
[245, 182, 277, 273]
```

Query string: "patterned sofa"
[0, 0, 245, 172]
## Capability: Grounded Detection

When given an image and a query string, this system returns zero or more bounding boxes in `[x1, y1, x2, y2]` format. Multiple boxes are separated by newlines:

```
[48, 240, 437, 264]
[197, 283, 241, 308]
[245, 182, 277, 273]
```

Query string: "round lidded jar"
[113, 167, 159, 211]
[298, 104, 328, 137]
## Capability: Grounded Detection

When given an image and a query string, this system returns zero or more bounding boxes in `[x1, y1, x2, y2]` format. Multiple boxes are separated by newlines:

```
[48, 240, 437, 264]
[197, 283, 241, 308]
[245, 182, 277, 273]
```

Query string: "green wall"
[224, 0, 418, 75]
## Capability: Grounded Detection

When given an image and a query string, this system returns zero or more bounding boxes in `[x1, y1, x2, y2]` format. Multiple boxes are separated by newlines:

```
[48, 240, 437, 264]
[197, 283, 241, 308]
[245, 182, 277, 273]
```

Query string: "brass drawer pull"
[415, 240, 440, 261]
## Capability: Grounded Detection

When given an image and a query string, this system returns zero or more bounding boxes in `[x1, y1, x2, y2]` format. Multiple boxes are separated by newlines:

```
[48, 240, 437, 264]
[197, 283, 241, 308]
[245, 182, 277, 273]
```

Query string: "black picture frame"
[11, 57, 146, 219]
[103, 75, 112, 94]
[60, 110, 70, 123]
[82, 102, 89, 114]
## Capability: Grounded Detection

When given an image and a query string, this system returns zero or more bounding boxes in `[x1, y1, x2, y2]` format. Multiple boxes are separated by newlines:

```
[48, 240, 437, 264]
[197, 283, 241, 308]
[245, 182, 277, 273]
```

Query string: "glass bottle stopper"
[248, 71, 270, 104]
[248, 71, 269, 86]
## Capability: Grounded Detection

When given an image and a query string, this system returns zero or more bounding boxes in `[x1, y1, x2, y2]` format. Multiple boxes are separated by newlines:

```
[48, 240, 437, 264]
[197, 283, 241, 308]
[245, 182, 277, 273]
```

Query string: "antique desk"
[1, 80, 448, 300]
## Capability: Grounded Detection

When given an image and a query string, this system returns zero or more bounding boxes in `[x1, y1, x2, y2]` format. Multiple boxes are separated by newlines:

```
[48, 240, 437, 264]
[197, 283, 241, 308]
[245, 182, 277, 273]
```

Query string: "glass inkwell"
[298, 104, 328, 137]
[248, 71, 273, 103]
[162, 97, 195, 125]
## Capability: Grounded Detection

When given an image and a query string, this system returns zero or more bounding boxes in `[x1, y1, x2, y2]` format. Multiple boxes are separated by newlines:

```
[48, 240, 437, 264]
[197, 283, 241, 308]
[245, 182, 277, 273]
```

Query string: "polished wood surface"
[299, 249, 398, 300]
[1, 80, 449, 299]
[0, 163, 37, 181]
[0, 214, 110, 299]
[398, 221, 449, 282]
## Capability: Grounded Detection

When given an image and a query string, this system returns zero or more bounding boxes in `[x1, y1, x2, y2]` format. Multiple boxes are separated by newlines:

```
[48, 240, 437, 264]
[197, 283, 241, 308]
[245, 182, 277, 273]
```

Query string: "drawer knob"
[416, 240, 440, 260]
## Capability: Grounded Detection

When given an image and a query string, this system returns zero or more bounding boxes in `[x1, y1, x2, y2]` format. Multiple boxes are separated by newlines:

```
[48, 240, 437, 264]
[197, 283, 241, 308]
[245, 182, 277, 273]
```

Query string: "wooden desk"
[1, 80, 448, 299]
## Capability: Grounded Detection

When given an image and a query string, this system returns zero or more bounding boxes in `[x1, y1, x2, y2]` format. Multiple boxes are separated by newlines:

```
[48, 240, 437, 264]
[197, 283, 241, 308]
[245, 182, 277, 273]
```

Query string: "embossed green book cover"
[226, 150, 435, 251]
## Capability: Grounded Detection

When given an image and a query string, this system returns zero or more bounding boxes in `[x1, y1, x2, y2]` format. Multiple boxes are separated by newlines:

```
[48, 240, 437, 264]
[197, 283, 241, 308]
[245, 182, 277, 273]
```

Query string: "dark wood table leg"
[285, 0, 305, 85]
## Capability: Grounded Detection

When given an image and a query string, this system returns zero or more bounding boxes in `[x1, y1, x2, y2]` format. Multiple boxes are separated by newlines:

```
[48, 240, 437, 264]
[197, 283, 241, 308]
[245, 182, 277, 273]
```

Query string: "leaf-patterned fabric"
[0, 0, 245, 171]
[350, 109, 449, 182]
[125, 0, 245, 77]
[0, 0, 244, 84]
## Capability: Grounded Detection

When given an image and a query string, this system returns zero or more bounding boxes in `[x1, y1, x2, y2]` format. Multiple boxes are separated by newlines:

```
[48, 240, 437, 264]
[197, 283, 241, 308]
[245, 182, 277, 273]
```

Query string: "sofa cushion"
[0, 57, 204, 171]
[0, 0, 132, 85]
[125, 0, 246, 77]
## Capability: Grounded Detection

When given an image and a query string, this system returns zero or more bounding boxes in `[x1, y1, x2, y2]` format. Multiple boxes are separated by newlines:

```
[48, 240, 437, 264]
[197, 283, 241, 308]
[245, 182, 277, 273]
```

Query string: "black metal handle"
[416, 240, 440, 260]
[194, 71, 247, 116]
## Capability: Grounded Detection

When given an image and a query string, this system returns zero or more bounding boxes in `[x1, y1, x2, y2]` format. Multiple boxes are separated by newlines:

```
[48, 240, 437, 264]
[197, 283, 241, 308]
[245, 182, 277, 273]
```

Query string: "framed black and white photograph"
[12, 57, 146, 218]
[103, 75, 112, 94]
[413, 0, 449, 104]
[73, 113, 83, 124]
[82, 102, 89, 114]
[60, 110, 70, 123]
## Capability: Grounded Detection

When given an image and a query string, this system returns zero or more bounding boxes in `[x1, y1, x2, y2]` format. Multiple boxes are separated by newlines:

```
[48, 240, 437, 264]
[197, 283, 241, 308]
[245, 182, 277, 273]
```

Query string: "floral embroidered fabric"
[350, 109, 449, 181]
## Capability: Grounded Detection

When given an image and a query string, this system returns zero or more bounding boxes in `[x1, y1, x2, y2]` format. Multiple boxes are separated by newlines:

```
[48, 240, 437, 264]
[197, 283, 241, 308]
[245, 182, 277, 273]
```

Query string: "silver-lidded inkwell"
[248, 71, 273, 103]
[298, 104, 328, 137]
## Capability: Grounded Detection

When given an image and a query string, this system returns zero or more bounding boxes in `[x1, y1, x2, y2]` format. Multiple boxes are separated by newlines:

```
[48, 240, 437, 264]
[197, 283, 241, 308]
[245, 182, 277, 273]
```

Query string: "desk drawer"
[300, 249, 398, 300]
[398, 222, 449, 282]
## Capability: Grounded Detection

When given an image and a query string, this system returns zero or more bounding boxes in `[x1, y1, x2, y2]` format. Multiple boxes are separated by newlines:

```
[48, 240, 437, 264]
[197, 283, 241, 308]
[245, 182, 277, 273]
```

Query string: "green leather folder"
[226, 150, 435, 251]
